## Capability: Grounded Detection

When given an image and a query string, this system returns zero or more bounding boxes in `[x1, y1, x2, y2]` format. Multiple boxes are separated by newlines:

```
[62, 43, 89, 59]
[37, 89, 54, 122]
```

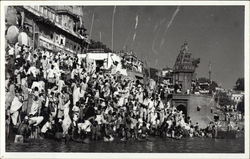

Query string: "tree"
[234, 78, 244, 91]
[149, 68, 160, 82]
[88, 40, 112, 53]
[237, 96, 244, 114]
[214, 91, 235, 107]
[197, 77, 218, 92]
[197, 77, 209, 83]
[192, 58, 200, 68]
[210, 81, 219, 92]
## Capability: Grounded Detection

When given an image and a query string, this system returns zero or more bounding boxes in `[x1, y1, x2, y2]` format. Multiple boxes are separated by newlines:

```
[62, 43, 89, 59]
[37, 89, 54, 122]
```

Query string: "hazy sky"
[82, 6, 244, 89]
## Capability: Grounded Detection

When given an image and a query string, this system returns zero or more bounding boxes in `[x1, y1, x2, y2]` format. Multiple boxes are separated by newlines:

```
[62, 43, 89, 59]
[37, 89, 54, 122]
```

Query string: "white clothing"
[31, 81, 45, 92]
[30, 100, 39, 115]
[57, 80, 65, 92]
[73, 86, 82, 105]
[11, 111, 19, 126]
[29, 116, 44, 126]
[62, 100, 72, 135]
[41, 121, 52, 133]
[27, 66, 38, 77]
[47, 68, 55, 78]
[95, 115, 103, 125]
[10, 96, 22, 114]
[78, 120, 91, 132]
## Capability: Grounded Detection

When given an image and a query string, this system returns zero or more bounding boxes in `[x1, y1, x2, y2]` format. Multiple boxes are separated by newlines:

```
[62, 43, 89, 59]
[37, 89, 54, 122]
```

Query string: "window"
[58, 15, 62, 24]
[197, 106, 201, 111]
[73, 22, 76, 32]
[34, 6, 39, 10]
[55, 15, 58, 22]
[39, 6, 43, 13]
[67, 42, 70, 49]
[47, 11, 51, 18]
[50, 12, 53, 19]
[43, 8, 47, 16]
[68, 18, 73, 30]
[63, 16, 68, 27]
[51, 13, 55, 20]
[56, 15, 59, 22]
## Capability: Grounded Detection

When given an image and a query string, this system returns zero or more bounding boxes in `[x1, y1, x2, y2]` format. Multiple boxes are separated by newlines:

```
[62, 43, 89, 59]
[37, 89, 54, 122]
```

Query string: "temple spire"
[180, 41, 189, 54]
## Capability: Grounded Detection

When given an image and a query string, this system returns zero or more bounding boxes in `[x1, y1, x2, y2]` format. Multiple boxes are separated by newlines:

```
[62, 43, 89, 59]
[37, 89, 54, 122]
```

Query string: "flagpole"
[112, 6, 116, 51]
[100, 32, 102, 42]
[89, 10, 95, 39]
[87, 10, 95, 51]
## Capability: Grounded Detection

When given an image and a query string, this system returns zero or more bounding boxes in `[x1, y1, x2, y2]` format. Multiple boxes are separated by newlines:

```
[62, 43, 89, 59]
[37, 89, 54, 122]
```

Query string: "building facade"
[5, 6, 89, 55]
[231, 91, 244, 103]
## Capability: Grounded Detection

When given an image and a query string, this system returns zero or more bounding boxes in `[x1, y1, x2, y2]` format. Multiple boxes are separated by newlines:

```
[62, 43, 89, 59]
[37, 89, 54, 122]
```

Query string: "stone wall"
[188, 95, 216, 128]
[173, 94, 216, 128]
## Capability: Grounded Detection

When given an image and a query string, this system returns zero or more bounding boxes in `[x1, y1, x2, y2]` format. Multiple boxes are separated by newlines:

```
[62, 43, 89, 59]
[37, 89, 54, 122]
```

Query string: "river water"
[6, 137, 244, 153]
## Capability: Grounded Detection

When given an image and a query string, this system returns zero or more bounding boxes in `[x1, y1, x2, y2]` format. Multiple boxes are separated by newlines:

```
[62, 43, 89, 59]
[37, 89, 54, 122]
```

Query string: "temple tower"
[173, 42, 200, 93]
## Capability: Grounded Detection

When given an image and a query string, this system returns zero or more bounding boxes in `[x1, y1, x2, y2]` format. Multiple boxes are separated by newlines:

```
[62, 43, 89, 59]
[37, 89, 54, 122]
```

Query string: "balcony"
[39, 35, 75, 54]
[22, 6, 89, 43]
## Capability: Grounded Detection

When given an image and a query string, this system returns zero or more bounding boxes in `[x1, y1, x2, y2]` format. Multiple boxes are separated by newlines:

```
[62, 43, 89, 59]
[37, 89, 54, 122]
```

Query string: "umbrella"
[6, 25, 19, 44]
[18, 32, 29, 46]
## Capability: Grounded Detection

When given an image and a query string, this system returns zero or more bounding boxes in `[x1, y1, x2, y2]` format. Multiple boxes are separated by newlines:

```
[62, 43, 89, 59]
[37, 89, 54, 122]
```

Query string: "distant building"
[231, 91, 244, 103]
[215, 87, 226, 92]
[148, 67, 161, 82]
[83, 50, 144, 82]
[85, 50, 124, 73]
[122, 53, 144, 74]
[162, 67, 173, 83]
[5, 6, 89, 55]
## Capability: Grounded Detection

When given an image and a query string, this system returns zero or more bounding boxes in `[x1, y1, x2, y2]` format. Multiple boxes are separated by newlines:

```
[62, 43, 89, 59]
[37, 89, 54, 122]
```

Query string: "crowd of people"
[5, 43, 228, 143]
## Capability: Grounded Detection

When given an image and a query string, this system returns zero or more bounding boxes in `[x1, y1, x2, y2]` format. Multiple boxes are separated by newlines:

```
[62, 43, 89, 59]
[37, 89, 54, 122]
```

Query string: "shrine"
[173, 42, 200, 94]
[172, 42, 216, 127]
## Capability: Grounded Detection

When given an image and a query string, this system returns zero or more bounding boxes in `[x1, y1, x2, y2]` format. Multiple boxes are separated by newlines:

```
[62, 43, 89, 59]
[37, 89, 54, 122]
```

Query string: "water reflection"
[146, 141, 154, 152]
[6, 137, 244, 153]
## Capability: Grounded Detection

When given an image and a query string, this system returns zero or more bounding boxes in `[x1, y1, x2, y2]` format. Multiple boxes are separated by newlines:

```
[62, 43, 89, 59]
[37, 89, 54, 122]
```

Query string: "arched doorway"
[176, 104, 187, 117]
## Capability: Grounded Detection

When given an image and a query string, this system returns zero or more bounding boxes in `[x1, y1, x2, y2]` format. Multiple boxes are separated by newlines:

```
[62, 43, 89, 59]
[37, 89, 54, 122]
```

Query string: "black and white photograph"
[1, 1, 249, 158]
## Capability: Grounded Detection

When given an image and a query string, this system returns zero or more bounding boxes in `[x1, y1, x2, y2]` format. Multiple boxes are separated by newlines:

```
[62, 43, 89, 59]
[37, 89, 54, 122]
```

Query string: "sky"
[82, 6, 244, 89]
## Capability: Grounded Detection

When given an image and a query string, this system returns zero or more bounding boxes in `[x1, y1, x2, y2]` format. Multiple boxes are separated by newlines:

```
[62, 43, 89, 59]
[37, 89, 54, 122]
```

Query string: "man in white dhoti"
[62, 100, 72, 136]
[10, 93, 23, 126]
